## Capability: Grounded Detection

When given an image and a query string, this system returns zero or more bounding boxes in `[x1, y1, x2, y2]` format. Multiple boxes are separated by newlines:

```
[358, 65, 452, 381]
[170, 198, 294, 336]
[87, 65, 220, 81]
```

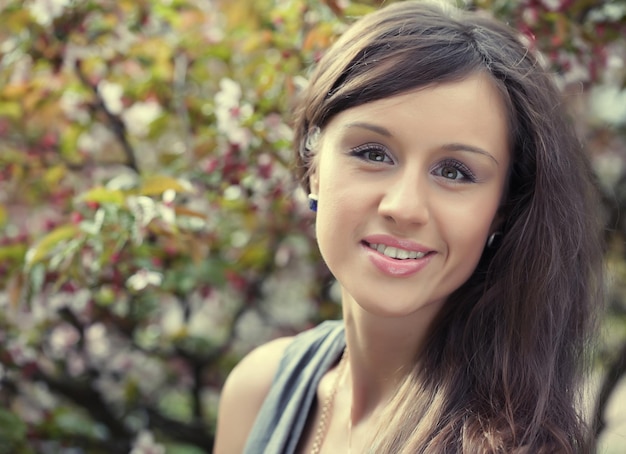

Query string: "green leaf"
[59, 124, 84, 164]
[157, 388, 193, 422]
[164, 444, 207, 454]
[52, 407, 99, 437]
[0, 243, 28, 263]
[0, 408, 27, 445]
[25, 225, 80, 267]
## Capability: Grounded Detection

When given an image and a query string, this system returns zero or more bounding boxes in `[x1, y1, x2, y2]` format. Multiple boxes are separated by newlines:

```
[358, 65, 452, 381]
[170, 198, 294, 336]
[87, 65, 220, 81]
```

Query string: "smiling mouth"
[363, 241, 428, 260]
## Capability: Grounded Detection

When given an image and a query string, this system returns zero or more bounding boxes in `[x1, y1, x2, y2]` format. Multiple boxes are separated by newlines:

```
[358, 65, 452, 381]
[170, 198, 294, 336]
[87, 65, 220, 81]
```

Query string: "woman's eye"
[440, 165, 462, 180]
[364, 149, 387, 162]
[434, 161, 476, 182]
[349, 144, 393, 164]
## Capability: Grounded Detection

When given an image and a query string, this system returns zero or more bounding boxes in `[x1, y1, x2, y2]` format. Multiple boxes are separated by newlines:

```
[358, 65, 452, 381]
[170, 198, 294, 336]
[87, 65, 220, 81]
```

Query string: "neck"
[340, 289, 443, 420]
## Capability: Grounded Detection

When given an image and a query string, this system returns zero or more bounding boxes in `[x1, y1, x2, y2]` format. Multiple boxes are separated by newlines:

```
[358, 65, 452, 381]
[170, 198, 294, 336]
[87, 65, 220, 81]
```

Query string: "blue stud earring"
[308, 194, 318, 212]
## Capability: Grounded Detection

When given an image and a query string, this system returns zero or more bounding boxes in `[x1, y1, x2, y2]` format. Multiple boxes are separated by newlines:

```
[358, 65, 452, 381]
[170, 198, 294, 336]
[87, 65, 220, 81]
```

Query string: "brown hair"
[293, 1, 604, 452]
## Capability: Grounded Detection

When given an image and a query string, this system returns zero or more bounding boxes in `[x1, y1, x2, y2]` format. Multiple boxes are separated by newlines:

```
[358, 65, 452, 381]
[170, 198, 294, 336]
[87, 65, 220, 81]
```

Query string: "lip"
[361, 234, 435, 277]
[362, 234, 432, 253]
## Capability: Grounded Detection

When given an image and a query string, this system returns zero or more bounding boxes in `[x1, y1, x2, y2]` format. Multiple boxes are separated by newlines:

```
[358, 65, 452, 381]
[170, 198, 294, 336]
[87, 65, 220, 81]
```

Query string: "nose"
[378, 168, 430, 226]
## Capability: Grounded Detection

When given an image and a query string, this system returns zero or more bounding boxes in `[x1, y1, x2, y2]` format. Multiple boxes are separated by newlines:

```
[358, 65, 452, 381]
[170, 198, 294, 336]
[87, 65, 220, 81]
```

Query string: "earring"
[487, 231, 502, 248]
[308, 194, 318, 212]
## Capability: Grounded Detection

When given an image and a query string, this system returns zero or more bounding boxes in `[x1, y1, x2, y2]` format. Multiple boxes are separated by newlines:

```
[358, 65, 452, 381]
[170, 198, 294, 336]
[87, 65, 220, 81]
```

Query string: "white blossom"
[540, 0, 564, 11]
[591, 85, 626, 126]
[122, 100, 163, 137]
[262, 263, 315, 326]
[77, 124, 114, 154]
[127, 196, 157, 227]
[60, 90, 90, 124]
[28, 0, 72, 26]
[215, 78, 241, 104]
[593, 152, 624, 193]
[130, 430, 166, 454]
[9, 55, 33, 85]
[235, 310, 276, 353]
[160, 300, 185, 337]
[263, 113, 293, 143]
[187, 292, 231, 342]
[85, 323, 111, 360]
[214, 78, 253, 148]
[223, 185, 243, 200]
[97, 80, 124, 115]
[127, 269, 163, 291]
[106, 173, 139, 191]
[6, 339, 37, 366]
[49, 323, 80, 358]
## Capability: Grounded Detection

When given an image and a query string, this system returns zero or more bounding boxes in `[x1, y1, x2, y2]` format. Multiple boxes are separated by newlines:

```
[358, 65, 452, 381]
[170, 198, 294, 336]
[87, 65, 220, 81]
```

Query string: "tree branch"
[146, 407, 213, 452]
[74, 60, 140, 174]
[593, 339, 626, 438]
[33, 369, 133, 443]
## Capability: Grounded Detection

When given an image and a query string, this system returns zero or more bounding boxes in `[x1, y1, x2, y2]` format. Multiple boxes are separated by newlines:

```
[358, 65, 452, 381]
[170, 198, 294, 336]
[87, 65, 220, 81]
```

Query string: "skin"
[213, 336, 293, 453]
[214, 72, 510, 454]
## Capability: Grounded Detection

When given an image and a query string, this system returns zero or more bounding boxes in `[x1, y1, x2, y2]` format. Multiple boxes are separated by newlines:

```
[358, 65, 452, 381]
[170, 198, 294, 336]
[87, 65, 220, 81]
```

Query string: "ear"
[309, 167, 319, 196]
[305, 126, 321, 196]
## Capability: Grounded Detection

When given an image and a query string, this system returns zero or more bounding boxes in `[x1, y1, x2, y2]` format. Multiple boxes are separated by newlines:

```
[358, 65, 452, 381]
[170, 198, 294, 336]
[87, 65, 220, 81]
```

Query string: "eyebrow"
[344, 121, 392, 137]
[343, 121, 499, 165]
[441, 143, 499, 165]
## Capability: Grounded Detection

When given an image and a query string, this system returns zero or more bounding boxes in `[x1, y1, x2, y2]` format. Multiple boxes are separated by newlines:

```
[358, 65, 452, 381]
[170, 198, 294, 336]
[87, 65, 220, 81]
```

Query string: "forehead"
[331, 72, 505, 122]
[323, 73, 510, 161]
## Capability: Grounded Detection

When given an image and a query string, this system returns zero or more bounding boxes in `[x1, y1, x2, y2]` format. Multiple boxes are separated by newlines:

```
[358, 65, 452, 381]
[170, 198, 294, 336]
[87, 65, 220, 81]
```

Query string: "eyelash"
[347, 144, 477, 183]
[348, 143, 393, 164]
[434, 160, 477, 183]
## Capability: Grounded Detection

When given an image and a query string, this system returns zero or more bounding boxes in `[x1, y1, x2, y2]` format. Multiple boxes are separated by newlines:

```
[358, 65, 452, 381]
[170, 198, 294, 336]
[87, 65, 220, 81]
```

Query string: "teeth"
[369, 243, 426, 260]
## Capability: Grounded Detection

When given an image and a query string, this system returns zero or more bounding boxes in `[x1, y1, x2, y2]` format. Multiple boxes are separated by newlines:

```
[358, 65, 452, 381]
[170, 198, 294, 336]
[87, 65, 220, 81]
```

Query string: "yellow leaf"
[238, 241, 270, 268]
[221, 0, 260, 31]
[139, 175, 192, 197]
[44, 165, 66, 186]
[0, 8, 33, 34]
[342, 3, 377, 18]
[7, 273, 24, 308]
[0, 204, 6, 228]
[1, 82, 29, 100]
[80, 187, 126, 205]
[60, 124, 83, 164]
[0, 101, 21, 119]
[0, 243, 27, 262]
[26, 225, 80, 266]
[303, 22, 337, 52]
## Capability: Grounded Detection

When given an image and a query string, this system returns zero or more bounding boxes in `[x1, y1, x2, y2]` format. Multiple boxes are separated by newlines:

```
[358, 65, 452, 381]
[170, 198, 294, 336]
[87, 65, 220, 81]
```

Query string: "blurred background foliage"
[0, 0, 624, 452]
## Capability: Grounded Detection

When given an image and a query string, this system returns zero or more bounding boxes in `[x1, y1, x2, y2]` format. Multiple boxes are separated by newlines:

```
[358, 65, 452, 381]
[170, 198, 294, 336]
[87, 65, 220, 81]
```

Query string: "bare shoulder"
[213, 336, 294, 454]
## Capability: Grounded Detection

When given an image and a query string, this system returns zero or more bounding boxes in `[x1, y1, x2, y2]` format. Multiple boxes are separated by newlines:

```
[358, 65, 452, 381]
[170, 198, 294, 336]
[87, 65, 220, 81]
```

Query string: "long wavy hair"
[292, 1, 604, 452]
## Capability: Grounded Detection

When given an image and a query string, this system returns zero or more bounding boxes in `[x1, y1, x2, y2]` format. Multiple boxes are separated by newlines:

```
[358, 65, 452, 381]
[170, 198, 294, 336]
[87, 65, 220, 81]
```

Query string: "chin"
[350, 294, 446, 320]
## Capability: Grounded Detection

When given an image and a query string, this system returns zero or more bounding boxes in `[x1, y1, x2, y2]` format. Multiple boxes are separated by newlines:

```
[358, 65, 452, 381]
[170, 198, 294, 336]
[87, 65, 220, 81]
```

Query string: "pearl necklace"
[310, 348, 349, 454]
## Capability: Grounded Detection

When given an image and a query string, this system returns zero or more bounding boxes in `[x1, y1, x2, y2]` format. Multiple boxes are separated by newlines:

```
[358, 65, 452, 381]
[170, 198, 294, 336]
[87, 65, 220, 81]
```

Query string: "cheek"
[316, 156, 351, 207]
[316, 185, 359, 234]
[439, 197, 499, 251]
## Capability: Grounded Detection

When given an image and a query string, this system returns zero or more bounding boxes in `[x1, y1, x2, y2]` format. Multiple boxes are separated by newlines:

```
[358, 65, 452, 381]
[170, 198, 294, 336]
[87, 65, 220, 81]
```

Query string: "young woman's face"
[310, 73, 510, 318]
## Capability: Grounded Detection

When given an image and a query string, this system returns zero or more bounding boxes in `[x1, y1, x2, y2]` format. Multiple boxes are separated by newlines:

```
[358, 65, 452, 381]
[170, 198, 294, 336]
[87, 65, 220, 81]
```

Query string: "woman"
[214, 1, 604, 453]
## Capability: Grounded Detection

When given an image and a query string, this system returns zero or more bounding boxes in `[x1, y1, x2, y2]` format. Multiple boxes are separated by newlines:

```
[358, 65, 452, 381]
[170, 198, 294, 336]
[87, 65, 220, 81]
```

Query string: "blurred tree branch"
[74, 60, 140, 174]
[594, 341, 626, 437]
